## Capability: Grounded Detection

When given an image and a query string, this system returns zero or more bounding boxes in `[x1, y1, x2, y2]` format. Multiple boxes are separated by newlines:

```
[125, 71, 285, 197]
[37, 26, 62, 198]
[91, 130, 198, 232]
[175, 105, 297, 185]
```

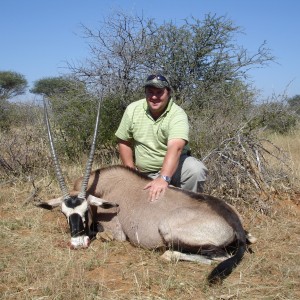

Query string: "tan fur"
[73, 166, 247, 253]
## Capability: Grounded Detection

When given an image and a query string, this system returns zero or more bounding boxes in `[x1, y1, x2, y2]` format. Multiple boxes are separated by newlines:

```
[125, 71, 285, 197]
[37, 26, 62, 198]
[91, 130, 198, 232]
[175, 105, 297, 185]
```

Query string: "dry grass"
[267, 129, 300, 189]
[1, 131, 300, 299]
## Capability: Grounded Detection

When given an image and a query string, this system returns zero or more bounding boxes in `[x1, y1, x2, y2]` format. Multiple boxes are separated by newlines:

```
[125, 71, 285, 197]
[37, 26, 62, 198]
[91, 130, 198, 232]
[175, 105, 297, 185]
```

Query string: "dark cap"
[144, 74, 170, 89]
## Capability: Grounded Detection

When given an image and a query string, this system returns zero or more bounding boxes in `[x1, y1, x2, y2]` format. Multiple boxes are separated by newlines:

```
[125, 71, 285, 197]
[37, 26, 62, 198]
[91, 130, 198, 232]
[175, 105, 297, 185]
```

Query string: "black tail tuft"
[207, 241, 246, 285]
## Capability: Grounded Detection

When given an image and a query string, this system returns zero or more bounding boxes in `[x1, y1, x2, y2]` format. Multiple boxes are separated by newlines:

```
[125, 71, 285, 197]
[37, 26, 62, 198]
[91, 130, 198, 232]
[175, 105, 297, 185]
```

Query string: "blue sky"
[1, 0, 299, 101]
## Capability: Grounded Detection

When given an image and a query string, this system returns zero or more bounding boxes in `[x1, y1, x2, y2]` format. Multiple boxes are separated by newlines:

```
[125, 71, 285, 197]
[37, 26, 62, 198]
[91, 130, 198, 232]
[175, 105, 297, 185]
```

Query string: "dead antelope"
[39, 99, 255, 284]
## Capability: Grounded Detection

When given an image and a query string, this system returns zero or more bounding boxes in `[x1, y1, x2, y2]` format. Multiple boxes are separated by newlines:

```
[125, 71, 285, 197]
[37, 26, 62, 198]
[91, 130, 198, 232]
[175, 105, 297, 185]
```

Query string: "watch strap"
[159, 175, 171, 184]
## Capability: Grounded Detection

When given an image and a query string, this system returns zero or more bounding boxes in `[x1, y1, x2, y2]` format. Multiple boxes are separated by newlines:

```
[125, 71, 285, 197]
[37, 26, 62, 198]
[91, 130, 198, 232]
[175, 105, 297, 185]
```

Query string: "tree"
[141, 15, 273, 106]
[67, 13, 275, 152]
[69, 12, 152, 106]
[31, 76, 85, 96]
[70, 13, 273, 106]
[0, 71, 27, 131]
[0, 71, 27, 100]
[32, 75, 136, 161]
[68, 13, 274, 154]
[68, 12, 296, 198]
[32, 76, 104, 159]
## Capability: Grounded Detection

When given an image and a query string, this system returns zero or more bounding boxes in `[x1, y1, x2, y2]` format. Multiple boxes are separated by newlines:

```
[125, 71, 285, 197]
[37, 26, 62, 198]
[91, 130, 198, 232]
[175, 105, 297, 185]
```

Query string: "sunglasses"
[146, 74, 169, 83]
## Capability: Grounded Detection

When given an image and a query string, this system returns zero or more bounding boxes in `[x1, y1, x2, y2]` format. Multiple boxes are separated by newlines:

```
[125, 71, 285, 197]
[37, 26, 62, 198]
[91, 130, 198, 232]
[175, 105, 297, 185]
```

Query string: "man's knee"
[184, 157, 208, 182]
[178, 156, 208, 193]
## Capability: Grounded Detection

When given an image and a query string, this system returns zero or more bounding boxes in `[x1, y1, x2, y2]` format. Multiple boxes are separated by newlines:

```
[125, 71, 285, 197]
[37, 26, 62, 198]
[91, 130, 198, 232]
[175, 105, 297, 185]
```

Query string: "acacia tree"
[30, 76, 80, 96]
[0, 71, 28, 131]
[0, 71, 27, 100]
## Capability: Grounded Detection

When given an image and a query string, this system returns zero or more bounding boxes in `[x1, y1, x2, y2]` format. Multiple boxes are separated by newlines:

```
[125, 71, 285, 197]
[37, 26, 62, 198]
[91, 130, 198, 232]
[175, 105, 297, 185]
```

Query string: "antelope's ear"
[36, 196, 63, 210]
[87, 195, 118, 209]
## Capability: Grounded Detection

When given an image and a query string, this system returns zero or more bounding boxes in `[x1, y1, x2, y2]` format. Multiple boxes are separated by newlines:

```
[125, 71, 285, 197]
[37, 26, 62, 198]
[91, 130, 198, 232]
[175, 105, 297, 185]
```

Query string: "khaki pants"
[145, 155, 208, 193]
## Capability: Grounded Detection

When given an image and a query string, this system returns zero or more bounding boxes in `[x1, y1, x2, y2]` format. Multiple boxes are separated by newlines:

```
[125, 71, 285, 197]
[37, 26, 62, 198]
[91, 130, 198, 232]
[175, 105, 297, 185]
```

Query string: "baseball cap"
[144, 74, 170, 89]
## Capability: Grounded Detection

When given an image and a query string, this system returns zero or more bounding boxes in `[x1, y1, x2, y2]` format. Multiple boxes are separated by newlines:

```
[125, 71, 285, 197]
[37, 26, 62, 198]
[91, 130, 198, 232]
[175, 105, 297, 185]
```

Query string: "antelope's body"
[73, 165, 248, 283]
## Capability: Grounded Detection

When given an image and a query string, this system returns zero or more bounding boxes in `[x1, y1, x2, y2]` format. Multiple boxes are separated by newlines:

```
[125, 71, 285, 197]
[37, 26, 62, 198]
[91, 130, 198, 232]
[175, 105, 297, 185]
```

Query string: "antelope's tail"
[207, 239, 246, 285]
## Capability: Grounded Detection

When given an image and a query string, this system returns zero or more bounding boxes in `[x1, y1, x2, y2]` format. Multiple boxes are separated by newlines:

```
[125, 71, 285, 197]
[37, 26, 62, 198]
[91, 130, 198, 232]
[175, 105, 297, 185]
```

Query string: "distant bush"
[288, 94, 300, 115]
[250, 101, 298, 134]
[0, 100, 11, 131]
[0, 102, 51, 179]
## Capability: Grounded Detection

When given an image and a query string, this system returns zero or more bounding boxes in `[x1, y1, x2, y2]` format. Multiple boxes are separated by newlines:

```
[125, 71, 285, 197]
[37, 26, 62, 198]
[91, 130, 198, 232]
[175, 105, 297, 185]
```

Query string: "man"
[115, 74, 208, 201]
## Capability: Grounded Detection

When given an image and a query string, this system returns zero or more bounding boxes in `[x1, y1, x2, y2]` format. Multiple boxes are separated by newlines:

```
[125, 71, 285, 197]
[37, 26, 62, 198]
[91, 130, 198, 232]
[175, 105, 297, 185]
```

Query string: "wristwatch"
[159, 175, 171, 184]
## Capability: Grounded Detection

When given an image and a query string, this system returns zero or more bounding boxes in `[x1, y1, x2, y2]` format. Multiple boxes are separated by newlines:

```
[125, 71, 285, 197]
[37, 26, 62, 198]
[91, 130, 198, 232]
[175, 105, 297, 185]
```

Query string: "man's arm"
[118, 139, 135, 169]
[144, 138, 186, 201]
[160, 138, 186, 177]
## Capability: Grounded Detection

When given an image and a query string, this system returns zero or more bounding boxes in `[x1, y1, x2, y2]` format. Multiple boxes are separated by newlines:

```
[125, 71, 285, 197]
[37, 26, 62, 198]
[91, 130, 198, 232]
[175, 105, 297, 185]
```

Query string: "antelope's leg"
[161, 250, 212, 265]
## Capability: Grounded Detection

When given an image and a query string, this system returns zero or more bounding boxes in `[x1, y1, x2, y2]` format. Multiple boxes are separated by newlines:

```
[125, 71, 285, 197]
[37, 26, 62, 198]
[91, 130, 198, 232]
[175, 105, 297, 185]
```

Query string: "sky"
[1, 0, 299, 101]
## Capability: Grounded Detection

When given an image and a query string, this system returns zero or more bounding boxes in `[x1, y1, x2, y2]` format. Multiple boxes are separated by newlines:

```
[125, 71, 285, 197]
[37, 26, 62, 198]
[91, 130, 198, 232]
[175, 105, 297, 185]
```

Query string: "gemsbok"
[38, 99, 256, 284]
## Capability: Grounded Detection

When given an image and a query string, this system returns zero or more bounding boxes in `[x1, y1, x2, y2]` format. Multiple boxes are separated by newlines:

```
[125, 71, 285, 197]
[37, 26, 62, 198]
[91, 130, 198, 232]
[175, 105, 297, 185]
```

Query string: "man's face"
[145, 86, 170, 119]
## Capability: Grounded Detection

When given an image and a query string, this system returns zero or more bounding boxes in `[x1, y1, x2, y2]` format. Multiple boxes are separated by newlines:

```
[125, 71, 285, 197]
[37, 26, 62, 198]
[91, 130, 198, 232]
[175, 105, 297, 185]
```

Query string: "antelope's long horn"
[78, 100, 101, 199]
[43, 97, 70, 199]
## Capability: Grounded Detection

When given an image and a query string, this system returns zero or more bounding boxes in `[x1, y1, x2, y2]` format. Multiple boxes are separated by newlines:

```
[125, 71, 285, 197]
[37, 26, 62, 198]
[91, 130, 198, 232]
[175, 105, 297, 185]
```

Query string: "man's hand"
[143, 177, 169, 202]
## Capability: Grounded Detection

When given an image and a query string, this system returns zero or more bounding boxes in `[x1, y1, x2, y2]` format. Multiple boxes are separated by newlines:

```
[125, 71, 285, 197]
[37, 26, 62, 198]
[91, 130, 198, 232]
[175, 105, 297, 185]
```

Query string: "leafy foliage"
[0, 71, 28, 131]
[0, 70, 28, 100]
[249, 101, 298, 134]
[288, 94, 300, 115]
[31, 76, 85, 97]
[71, 13, 273, 106]
[31, 77, 96, 159]
[0, 99, 11, 131]
[98, 93, 126, 145]
[31, 75, 143, 160]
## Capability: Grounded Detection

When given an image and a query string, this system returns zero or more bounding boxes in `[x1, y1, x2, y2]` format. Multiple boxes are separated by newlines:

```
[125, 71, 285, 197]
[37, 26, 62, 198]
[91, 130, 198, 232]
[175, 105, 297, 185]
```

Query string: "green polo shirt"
[115, 98, 190, 172]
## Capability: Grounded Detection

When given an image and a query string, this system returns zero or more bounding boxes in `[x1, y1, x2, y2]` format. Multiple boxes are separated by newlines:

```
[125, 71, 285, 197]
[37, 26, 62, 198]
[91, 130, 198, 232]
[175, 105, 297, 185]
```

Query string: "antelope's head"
[38, 98, 117, 249]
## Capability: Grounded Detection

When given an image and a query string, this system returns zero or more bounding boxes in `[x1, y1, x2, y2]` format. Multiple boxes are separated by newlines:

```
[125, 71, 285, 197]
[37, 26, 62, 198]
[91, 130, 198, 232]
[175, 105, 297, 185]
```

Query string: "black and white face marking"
[62, 196, 88, 220]
[61, 196, 90, 249]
